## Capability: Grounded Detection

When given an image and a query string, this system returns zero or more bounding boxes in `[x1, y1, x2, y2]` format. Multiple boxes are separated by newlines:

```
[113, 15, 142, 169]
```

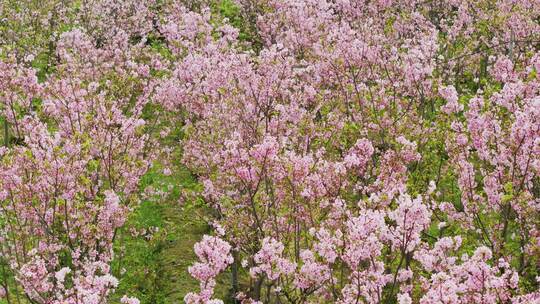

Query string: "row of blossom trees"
[0, 0, 164, 302]
[1, 0, 539, 303]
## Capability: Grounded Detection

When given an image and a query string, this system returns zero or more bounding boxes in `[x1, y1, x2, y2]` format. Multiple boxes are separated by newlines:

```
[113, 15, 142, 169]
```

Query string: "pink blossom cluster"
[185, 235, 234, 304]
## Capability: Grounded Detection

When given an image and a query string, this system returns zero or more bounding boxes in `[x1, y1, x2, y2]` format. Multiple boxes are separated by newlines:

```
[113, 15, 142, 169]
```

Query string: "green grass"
[110, 157, 232, 303]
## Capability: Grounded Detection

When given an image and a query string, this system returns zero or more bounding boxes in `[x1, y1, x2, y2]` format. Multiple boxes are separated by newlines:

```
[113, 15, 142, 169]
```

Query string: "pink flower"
[121, 295, 140, 304]
[398, 293, 412, 304]
[55, 267, 71, 283]
[185, 236, 233, 303]
[440, 85, 463, 114]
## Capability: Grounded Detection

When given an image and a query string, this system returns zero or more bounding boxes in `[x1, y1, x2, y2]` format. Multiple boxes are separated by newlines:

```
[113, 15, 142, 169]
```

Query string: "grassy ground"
[110, 159, 232, 303]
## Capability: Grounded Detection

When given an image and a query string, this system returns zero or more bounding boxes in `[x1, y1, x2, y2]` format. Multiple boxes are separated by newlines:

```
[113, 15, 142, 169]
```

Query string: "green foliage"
[212, 0, 263, 51]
